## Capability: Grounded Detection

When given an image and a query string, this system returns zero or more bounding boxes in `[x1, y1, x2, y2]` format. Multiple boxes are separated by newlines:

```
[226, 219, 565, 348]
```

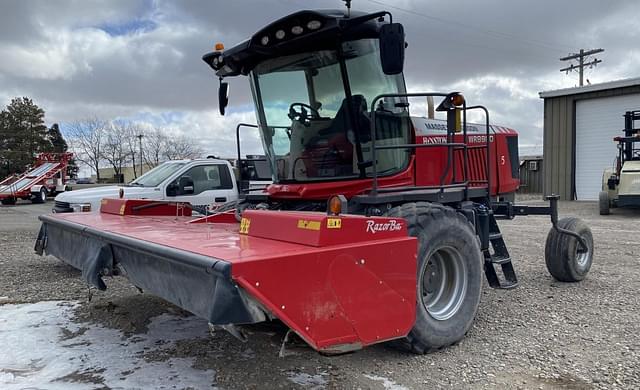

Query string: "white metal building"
[539, 78, 640, 200]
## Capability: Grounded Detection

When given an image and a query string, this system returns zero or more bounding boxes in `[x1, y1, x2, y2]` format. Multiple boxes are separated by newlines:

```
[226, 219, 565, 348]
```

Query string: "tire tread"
[544, 217, 593, 282]
[386, 202, 481, 354]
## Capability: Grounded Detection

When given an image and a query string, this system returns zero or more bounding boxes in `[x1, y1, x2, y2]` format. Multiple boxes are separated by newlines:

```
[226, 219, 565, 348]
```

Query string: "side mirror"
[379, 23, 405, 75]
[219, 81, 229, 115]
[166, 183, 178, 197]
[179, 177, 195, 195]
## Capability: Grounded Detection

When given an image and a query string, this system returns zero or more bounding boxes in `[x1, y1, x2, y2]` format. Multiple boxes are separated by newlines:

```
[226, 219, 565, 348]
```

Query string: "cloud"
[1, 0, 639, 161]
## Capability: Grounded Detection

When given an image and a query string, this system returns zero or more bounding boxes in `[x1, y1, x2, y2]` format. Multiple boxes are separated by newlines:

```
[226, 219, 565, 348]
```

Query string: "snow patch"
[0, 301, 216, 389]
[287, 371, 328, 389]
[364, 374, 409, 390]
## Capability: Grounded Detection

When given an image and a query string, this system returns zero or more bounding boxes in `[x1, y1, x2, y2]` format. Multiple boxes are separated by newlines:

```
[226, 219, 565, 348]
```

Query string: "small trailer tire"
[387, 202, 483, 354]
[598, 191, 610, 215]
[545, 217, 593, 282]
[32, 187, 48, 204]
[1, 197, 16, 205]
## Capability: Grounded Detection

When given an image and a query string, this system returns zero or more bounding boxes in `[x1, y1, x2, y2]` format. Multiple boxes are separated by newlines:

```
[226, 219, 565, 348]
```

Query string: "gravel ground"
[0, 199, 639, 389]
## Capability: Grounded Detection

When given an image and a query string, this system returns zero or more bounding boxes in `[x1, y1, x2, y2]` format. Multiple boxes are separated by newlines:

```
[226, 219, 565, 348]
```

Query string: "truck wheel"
[32, 188, 47, 204]
[545, 217, 593, 282]
[1, 197, 16, 205]
[386, 202, 483, 354]
[598, 191, 610, 215]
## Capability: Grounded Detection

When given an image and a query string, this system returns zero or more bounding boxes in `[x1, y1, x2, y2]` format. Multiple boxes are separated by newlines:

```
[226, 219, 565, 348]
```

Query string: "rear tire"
[545, 217, 593, 282]
[598, 191, 610, 215]
[386, 202, 483, 354]
[1, 197, 16, 205]
[32, 188, 47, 204]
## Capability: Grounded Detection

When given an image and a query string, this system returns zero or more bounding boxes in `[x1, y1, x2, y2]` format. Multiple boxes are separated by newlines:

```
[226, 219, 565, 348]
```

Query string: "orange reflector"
[328, 196, 343, 215]
[214, 42, 224, 51]
[451, 93, 465, 107]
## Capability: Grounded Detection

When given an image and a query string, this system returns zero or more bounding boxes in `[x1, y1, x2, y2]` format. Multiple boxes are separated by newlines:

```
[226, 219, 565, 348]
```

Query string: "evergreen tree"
[47, 123, 67, 153]
[0, 97, 52, 177]
[48, 123, 78, 178]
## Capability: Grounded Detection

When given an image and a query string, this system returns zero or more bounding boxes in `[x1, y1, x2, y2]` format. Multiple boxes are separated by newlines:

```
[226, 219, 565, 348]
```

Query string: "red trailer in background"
[0, 152, 73, 205]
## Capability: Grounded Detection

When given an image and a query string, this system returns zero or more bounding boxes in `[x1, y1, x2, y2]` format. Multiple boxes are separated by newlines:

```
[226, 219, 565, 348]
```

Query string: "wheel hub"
[421, 246, 468, 321]
[575, 238, 590, 269]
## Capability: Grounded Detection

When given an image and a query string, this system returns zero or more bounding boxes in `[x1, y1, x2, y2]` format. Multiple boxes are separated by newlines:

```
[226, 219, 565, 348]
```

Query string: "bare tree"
[163, 134, 203, 160]
[102, 121, 132, 182]
[123, 123, 144, 178]
[143, 127, 167, 168]
[66, 117, 107, 181]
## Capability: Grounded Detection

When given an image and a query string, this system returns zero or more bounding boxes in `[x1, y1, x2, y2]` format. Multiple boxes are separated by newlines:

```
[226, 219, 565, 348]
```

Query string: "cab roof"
[203, 9, 387, 77]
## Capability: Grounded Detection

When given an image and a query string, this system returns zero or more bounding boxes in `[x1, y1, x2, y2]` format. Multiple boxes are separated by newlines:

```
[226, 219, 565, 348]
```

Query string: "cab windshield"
[129, 162, 186, 187]
[251, 39, 410, 182]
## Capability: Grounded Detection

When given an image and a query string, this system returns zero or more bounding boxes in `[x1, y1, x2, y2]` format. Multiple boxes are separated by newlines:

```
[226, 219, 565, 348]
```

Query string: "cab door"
[165, 164, 236, 211]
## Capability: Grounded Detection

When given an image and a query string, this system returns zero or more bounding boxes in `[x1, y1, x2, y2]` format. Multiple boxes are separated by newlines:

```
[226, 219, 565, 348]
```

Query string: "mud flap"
[37, 223, 113, 290]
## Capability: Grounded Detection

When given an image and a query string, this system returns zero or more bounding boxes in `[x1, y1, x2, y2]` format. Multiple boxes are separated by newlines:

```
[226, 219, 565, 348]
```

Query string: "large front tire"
[386, 202, 483, 354]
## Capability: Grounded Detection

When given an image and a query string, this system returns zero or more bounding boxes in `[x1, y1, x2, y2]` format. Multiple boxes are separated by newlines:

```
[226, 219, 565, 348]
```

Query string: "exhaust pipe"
[427, 96, 434, 119]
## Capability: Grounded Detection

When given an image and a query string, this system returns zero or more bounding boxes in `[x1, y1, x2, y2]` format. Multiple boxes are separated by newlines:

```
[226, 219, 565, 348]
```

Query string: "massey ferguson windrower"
[36, 8, 594, 354]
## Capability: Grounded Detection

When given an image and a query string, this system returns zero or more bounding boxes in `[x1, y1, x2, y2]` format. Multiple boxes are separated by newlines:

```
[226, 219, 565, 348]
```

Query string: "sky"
[1, 0, 639, 159]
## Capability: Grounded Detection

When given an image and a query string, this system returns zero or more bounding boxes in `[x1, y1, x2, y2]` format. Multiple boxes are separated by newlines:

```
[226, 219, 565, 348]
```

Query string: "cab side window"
[168, 164, 233, 196]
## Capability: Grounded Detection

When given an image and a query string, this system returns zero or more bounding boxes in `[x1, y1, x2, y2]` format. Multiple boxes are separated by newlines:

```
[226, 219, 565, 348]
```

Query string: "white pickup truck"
[53, 159, 240, 213]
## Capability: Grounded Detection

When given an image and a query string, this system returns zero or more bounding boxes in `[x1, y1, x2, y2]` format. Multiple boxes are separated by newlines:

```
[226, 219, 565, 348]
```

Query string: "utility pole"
[560, 48, 604, 86]
[136, 134, 144, 176]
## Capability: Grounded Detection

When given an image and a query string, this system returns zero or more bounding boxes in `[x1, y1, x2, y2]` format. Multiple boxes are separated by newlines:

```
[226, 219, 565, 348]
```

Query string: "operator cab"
[204, 10, 411, 183]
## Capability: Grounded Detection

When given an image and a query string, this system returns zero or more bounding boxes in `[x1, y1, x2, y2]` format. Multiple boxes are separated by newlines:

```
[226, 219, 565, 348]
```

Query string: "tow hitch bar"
[492, 195, 588, 252]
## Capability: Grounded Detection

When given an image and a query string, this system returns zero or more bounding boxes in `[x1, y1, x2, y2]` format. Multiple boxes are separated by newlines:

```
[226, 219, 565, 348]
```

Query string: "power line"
[559, 48, 604, 86]
[364, 0, 573, 53]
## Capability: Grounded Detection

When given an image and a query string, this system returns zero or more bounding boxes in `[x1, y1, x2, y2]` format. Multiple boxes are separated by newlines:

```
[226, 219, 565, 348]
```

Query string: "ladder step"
[489, 232, 502, 240]
[483, 262, 519, 289]
[482, 211, 519, 289]
[498, 281, 519, 289]
[488, 255, 511, 265]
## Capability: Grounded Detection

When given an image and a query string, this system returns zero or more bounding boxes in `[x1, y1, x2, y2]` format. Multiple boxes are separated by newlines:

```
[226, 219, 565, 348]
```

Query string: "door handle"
[215, 197, 227, 202]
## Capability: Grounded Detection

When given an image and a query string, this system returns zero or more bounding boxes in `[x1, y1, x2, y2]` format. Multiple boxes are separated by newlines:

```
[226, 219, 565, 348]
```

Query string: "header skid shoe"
[36, 201, 417, 353]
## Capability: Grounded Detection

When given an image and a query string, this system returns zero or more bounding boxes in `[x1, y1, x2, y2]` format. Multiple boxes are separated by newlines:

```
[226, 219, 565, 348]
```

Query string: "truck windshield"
[251, 39, 410, 182]
[129, 162, 187, 187]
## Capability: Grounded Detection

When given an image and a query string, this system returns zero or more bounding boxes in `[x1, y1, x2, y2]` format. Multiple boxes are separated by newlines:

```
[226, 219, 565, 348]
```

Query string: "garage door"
[575, 94, 640, 200]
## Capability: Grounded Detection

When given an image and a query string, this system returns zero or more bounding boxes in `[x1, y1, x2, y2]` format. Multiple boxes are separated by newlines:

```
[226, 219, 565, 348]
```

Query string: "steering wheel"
[288, 102, 320, 123]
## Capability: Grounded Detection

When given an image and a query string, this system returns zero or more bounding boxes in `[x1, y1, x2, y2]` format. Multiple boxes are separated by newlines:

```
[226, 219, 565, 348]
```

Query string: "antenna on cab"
[343, 0, 351, 17]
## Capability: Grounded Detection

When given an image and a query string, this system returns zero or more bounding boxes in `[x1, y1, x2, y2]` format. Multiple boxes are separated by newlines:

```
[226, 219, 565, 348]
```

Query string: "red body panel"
[415, 131, 519, 196]
[234, 238, 415, 350]
[265, 158, 415, 200]
[100, 198, 192, 217]
[49, 208, 417, 352]
[240, 209, 408, 247]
